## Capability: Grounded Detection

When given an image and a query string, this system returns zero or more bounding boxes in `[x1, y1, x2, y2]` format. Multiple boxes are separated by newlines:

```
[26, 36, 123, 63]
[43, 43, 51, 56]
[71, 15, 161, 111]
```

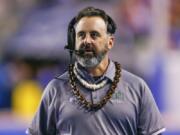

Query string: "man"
[27, 7, 165, 135]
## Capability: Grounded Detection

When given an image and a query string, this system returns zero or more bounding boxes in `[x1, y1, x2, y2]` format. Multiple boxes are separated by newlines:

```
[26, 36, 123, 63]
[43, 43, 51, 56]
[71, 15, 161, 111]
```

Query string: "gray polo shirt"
[27, 61, 165, 135]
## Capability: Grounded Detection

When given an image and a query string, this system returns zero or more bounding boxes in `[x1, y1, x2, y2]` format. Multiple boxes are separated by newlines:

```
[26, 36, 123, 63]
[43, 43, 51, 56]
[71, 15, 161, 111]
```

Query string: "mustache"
[78, 43, 96, 54]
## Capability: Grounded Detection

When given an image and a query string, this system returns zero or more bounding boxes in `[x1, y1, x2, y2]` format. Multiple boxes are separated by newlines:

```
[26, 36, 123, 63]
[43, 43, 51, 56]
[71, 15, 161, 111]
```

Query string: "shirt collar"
[103, 60, 115, 82]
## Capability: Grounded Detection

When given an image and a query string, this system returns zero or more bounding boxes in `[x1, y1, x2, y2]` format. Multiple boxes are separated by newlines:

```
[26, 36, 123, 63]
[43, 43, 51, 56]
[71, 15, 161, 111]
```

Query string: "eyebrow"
[77, 30, 100, 34]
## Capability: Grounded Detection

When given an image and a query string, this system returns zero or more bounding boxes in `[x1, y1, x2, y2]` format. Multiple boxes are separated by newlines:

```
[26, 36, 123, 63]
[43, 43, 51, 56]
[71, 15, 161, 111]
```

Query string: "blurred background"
[0, 0, 179, 134]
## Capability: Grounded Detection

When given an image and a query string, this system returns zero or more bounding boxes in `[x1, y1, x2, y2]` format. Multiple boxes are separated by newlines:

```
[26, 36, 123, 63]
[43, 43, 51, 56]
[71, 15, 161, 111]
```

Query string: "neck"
[87, 56, 109, 77]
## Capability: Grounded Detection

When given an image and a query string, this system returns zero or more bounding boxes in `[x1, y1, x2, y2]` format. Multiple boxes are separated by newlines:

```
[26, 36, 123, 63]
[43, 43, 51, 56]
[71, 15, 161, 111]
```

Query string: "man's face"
[75, 16, 114, 68]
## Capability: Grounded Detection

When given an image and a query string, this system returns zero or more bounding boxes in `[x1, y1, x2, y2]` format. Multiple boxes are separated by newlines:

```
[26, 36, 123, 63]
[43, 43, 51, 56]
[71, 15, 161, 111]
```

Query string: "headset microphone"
[64, 47, 84, 56]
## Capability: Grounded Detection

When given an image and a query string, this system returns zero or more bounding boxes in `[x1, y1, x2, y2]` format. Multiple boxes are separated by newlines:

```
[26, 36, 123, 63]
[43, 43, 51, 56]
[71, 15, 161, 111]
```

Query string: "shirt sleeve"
[137, 79, 166, 135]
[26, 80, 57, 135]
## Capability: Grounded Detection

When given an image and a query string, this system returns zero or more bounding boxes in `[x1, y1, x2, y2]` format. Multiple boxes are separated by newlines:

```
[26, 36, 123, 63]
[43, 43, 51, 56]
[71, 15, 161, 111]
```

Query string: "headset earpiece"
[65, 17, 76, 51]
[64, 17, 76, 63]
[107, 15, 116, 34]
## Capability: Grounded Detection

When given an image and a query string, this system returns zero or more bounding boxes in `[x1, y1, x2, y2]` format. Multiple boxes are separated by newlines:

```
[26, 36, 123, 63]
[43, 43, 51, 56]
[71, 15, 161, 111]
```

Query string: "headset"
[64, 8, 117, 63]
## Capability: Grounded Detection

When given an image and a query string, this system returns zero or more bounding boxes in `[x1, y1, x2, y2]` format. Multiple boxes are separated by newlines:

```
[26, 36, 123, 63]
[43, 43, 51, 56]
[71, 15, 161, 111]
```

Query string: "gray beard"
[76, 50, 107, 68]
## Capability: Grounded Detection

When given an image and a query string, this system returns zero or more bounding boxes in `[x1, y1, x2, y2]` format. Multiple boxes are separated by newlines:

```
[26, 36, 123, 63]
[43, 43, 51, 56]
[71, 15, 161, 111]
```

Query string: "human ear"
[107, 36, 114, 50]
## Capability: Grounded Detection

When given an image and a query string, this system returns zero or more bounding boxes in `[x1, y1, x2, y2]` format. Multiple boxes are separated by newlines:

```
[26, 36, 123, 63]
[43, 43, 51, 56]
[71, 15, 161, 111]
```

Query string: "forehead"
[75, 16, 107, 32]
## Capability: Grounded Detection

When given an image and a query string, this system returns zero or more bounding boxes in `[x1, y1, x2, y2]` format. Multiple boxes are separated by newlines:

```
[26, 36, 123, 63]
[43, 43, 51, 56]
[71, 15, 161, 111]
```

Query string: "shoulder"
[54, 71, 69, 81]
[121, 69, 146, 87]
[120, 69, 149, 96]
[42, 71, 69, 99]
[45, 71, 69, 89]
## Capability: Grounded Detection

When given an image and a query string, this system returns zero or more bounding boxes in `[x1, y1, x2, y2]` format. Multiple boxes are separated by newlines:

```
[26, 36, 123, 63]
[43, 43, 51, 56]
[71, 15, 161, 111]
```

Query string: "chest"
[56, 84, 140, 129]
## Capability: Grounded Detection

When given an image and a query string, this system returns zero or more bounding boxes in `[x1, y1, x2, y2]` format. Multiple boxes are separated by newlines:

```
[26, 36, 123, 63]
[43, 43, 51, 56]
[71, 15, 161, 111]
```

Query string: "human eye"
[90, 31, 100, 39]
[77, 32, 85, 39]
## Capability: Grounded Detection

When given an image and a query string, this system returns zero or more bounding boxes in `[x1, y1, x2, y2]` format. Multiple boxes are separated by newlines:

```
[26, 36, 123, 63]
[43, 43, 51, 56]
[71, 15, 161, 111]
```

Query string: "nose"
[84, 34, 92, 44]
